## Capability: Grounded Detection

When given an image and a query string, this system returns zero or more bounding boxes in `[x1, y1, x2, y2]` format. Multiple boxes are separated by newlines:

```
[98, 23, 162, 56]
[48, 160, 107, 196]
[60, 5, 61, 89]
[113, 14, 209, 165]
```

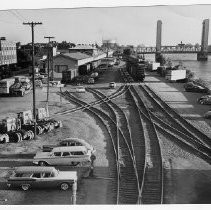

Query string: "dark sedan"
[7, 166, 77, 191]
[184, 82, 208, 93]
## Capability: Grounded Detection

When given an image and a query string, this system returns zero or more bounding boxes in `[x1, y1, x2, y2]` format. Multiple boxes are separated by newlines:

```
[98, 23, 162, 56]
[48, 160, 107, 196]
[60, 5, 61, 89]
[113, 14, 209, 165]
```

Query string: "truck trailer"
[165, 69, 187, 81]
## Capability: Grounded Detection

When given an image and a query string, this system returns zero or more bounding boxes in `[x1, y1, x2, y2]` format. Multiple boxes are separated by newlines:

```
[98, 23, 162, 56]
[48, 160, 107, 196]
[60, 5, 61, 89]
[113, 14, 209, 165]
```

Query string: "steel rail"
[129, 85, 164, 204]
[61, 90, 138, 204]
[141, 84, 211, 148]
[53, 85, 127, 116]
[87, 87, 142, 203]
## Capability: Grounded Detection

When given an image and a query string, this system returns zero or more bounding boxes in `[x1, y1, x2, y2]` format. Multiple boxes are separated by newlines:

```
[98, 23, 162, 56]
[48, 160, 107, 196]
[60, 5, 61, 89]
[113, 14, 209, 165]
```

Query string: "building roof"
[58, 52, 92, 60]
[69, 45, 96, 50]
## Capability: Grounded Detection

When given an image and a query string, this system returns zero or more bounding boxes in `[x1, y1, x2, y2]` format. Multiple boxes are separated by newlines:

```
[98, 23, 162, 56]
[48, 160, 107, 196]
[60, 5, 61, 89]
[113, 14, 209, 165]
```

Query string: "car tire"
[21, 184, 30, 191]
[60, 183, 69, 191]
[39, 161, 48, 166]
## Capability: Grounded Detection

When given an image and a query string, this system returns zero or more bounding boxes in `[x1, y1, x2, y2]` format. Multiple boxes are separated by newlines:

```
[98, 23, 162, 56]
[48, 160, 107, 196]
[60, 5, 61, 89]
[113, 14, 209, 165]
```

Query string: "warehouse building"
[0, 37, 17, 66]
[0, 37, 17, 79]
[52, 50, 106, 81]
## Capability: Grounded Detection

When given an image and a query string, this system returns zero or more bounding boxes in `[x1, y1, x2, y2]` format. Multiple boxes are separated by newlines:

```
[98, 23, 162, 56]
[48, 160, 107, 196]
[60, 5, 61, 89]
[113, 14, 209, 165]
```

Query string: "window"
[60, 142, 68, 146]
[15, 173, 23, 177]
[71, 151, 84, 155]
[62, 152, 70, 157]
[41, 173, 51, 178]
[22, 173, 32, 177]
[54, 65, 68, 73]
[32, 173, 41, 178]
[68, 142, 76, 146]
[54, 152, 61, 157]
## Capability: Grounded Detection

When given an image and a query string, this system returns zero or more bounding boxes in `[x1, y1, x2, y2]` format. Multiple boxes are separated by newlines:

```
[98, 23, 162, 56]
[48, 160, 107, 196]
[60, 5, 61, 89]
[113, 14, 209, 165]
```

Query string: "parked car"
[33, 146, 92, 166]
[42, 138, 96, 154]
[87, 78, 95, 84]
[184, 82, 208, 93]
[7, 166, 77, 191]
[109, 82, 117, 89]
[204, 110, 211, 119]
[197, 95, 211, 105]
[76, 86, 85, 93]
[114, 60, 120, 65]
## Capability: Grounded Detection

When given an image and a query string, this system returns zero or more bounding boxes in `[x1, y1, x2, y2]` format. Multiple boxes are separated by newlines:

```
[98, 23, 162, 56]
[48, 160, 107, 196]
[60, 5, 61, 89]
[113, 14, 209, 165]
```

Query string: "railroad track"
[53, 84, 128, 117]
[142, 84, 211, 148]
[127, 86, 164, 204]
[86, 87, 142, 204]
[134, 85, 211, 162]
[60, 88, 141, 204]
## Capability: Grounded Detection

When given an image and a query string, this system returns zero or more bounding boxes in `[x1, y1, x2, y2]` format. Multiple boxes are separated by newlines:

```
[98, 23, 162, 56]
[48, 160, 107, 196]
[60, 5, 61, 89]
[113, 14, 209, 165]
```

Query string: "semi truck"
[165, 69, 187, 82]
[0, 108, 62, 144]
[0, 76, 32, 97]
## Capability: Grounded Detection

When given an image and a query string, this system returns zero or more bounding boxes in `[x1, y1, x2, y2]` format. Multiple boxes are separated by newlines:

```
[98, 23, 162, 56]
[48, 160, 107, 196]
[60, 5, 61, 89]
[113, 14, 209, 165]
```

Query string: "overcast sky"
[0, 4, 211, 46]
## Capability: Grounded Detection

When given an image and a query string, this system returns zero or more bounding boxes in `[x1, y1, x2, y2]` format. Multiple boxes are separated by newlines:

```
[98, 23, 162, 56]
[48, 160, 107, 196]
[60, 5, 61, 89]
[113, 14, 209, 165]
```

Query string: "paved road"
[0, 158, 91, 205]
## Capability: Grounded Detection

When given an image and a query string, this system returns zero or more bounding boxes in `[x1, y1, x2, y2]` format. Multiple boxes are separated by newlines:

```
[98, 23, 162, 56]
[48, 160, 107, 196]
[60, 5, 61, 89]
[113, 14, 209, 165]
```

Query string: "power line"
[7, 10, 23, 22]
[23, 21, 42, 139]
[14, 10, 26, 21]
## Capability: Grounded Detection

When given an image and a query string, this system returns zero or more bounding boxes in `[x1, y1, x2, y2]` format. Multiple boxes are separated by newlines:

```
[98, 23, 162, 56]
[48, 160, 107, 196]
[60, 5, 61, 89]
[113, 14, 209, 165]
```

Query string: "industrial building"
[53, 50, 107, 80]
[0, 37, 17, 79]
[0, 37, 17, 67]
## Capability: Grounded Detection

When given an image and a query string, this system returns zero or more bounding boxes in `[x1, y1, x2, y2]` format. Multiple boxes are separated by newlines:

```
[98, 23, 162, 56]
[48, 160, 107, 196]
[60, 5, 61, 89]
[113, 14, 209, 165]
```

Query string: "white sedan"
[76, 86, 86, 93]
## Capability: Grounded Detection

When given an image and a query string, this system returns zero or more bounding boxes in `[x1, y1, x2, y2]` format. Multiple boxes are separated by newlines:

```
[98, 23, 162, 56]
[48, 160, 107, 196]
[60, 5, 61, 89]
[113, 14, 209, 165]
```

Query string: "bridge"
[138, 45, 201, 54]
[138, 19, 209, 61]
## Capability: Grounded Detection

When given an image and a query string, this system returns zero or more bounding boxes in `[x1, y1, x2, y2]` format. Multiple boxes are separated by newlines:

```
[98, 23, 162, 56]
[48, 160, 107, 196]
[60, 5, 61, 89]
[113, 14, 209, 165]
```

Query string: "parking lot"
[0, 64, 123, 204]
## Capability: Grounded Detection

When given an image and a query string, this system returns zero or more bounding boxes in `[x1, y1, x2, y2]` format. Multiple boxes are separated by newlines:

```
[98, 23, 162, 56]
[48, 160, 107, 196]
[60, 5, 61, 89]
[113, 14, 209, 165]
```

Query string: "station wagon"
[109, 82, 116, 89]
[42, 137, 96, 154]
[33, 146, 92, 166]
[7, 166, 77, 191]
[76, 86, 85, 93]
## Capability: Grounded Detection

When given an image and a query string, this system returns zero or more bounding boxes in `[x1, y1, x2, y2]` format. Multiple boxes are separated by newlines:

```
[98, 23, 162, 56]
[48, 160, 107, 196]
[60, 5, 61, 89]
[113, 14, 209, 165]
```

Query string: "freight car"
[126, 55, 146, 82]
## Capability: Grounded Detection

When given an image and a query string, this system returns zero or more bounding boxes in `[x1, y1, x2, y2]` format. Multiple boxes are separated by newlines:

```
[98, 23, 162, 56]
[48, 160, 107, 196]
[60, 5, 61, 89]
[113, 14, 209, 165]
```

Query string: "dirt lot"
[0, 66, 121, 204]
[0, 63, 211, 204]
[145, 71, 211, 204]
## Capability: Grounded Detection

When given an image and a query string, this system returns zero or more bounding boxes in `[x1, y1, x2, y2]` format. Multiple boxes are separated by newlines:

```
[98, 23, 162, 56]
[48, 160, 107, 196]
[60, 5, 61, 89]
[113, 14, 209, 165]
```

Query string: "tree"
[185, 43, 193, 48]
[123, 48, 132, 56]
[57, 41, 76, 49]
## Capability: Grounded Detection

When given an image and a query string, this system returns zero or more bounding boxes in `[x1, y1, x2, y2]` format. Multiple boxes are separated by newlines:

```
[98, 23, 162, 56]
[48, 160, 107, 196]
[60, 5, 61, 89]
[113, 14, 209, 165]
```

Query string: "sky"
[0, 4, 211, 46]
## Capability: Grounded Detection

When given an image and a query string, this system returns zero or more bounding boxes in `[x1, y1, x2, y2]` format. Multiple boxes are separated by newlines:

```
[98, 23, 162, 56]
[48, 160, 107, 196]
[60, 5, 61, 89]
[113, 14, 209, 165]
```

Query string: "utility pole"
[44, 36, 55, 117]
[23, 22, 42, 139]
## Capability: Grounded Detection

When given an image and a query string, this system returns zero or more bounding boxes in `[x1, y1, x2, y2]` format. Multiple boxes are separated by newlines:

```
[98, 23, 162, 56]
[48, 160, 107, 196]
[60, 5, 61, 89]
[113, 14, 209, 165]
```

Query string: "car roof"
[52, 146, 88, 152]
[61, 138, 87, 144]
[14, 166, 56, 173]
